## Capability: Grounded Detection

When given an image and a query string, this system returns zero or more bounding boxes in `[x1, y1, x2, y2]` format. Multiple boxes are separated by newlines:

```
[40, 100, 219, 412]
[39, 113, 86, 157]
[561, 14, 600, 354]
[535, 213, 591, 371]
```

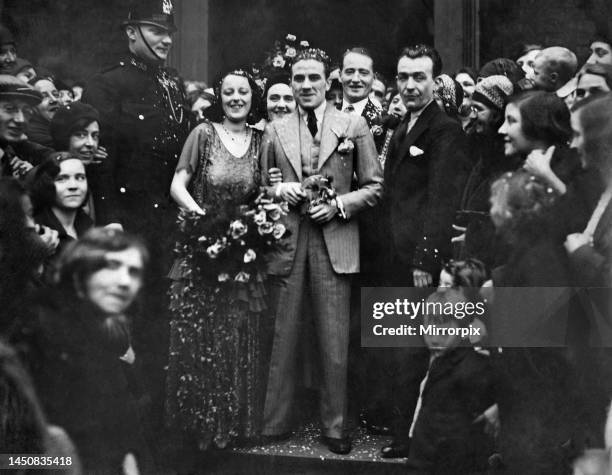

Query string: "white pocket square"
[409, 146, 425, 157]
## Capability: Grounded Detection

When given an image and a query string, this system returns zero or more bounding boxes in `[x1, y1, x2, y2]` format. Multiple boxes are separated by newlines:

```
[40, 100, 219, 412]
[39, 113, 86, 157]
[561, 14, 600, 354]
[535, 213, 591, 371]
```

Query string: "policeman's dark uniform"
[81, 2, 188, 435]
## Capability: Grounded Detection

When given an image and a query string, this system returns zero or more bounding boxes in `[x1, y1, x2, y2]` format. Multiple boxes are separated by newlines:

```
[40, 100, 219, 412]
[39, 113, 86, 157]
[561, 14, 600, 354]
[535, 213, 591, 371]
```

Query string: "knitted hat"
[0, 75, 41, 105]
[50, 102, 100, 150]
[472, 75, 514, 111]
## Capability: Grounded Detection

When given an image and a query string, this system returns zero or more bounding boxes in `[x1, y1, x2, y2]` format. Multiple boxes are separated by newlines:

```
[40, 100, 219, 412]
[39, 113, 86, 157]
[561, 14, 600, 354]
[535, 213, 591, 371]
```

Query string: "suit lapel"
[275, 111, 302, 180]
[318, 104, 348, 170]
[392, 102, 438, 172]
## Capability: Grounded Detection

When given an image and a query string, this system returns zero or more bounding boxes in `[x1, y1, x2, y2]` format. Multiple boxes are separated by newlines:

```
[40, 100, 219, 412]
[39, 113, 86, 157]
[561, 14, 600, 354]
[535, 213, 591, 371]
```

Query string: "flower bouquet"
[299, 174, 337, 215]
[174, 192, 290, 287]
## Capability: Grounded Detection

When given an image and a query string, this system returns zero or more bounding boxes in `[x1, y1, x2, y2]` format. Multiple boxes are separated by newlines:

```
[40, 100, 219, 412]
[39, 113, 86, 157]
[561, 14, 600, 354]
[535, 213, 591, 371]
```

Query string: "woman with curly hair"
[487, 170, 585, 475]
[167, 69, 280, 450]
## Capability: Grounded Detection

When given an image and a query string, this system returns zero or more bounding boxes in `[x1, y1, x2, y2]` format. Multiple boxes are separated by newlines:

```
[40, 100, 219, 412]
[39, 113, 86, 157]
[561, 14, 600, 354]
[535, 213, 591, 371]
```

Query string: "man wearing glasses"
[0, 74, 54, 179]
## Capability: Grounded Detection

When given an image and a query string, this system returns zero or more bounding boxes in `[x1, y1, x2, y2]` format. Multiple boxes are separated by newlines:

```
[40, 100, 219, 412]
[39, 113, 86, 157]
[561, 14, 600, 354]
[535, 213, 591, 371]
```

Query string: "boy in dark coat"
[405, 289, 496, 474]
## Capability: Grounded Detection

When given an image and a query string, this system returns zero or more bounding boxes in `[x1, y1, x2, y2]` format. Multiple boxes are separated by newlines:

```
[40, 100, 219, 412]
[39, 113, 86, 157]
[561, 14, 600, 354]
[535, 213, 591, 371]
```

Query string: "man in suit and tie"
[260, 47, 383, 454]
[385, 44, 469, 288]
[340, 47, 385, 149]
[339, 47, 389, 434]
[380, 44, 470, 458]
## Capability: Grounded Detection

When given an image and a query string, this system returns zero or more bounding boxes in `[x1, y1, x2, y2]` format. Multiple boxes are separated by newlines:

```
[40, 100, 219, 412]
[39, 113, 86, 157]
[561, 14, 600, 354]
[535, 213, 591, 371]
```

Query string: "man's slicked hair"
[398, 44, 443, 77]
[341, 47, 374, 71]
[292, 48, 332, 78]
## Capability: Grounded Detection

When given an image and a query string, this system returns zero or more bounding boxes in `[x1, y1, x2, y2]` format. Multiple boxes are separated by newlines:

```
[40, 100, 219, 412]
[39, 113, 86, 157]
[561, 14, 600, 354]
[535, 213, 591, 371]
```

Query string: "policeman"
[81, 0, 188, 439]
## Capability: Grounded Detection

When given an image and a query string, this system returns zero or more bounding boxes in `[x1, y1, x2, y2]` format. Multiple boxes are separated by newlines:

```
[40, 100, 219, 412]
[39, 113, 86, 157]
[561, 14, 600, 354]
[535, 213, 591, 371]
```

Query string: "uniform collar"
[127, 53, 163, 73]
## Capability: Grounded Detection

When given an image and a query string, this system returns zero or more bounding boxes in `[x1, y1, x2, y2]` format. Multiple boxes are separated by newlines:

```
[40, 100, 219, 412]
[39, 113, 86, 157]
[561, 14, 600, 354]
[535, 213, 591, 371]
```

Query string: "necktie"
[344, 104, 355, 113]
[307, 109, 318, 137]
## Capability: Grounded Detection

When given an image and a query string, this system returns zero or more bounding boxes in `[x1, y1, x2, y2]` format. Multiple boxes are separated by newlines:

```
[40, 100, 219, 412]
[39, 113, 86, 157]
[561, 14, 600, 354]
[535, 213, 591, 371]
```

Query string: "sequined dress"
[165, 121, 265, 449]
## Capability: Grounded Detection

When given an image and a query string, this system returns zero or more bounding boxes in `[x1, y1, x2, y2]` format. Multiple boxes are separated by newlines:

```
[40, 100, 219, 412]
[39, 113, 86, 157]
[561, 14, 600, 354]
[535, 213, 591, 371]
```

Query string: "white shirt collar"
[409, 99, 433, 122]
[299, 101, 327, 125]
[341, 97, 369, 115]
[406, 99, 434, 132]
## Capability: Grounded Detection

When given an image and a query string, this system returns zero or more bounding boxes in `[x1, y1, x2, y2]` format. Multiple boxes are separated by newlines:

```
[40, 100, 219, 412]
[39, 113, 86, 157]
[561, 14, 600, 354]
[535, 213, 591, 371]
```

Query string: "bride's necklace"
[222, 123, 249, 144]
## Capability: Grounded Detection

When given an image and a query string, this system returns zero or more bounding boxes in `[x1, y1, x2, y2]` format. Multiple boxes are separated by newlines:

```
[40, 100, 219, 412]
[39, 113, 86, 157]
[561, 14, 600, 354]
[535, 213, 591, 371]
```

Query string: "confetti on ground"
[231, 423, 406, 464]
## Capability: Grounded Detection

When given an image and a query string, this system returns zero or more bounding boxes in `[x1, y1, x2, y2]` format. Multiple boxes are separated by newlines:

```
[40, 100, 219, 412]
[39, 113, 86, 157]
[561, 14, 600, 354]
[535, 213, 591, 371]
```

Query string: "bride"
[165, 69, 279, 449]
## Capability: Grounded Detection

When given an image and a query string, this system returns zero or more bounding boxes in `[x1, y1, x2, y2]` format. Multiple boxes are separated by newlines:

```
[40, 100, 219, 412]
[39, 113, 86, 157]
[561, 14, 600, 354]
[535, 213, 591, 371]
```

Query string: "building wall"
[0, 0, 609, 84]
[207, 0, 433, 84]
[479, 0, 610, 65]
[1, 0, 129, 82]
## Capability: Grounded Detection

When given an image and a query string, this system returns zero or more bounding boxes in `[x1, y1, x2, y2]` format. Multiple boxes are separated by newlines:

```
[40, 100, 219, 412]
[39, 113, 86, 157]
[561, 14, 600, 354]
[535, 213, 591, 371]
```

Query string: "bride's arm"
[170, 124, 207, 215]
[170, 169, 205, 215]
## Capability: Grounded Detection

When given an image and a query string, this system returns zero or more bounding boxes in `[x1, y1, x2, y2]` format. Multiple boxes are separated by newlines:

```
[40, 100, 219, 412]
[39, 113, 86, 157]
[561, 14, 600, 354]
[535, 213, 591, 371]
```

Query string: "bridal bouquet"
[175, 192, 290, 286]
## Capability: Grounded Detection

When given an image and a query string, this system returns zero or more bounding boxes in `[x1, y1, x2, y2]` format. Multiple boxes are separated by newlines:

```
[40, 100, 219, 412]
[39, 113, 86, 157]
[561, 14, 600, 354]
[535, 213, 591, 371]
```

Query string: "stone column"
[434, 0, 480, 73]
[168, 0, 210, 82]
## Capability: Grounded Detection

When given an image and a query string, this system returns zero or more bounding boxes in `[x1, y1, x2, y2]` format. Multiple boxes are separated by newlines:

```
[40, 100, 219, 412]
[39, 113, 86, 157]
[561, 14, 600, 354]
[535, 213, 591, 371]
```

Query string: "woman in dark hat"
[50, 102, 110, 223]
[50, 102, 107, 164]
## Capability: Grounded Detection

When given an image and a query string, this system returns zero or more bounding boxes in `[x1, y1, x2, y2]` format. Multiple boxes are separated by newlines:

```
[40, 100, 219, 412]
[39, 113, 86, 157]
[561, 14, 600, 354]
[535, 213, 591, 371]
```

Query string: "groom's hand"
[309, 201, 337, 224]
[276, 182, 306, 206]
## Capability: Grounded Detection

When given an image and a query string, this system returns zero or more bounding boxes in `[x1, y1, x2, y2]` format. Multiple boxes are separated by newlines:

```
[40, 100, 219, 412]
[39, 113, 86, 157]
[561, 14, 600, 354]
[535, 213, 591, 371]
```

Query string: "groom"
[260, 48, 383, 454]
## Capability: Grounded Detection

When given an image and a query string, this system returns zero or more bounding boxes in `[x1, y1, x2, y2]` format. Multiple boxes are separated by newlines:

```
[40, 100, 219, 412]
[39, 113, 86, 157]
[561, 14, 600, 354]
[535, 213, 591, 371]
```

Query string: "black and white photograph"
[1, 0, 612, 473]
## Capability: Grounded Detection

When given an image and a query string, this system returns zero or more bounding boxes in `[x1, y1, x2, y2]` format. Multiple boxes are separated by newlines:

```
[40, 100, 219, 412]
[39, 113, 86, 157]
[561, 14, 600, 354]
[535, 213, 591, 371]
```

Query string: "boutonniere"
[337, 137, 355, 154]
[409, 145, 425, 157]
[331, 126, 355, 155]
[370, 125, 384, 137]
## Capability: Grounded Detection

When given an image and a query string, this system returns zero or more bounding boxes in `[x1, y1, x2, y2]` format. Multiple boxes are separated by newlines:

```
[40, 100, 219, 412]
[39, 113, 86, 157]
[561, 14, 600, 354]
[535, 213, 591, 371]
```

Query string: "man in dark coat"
[380, 45, 471, 458]
[81, 0, 188, 434]
[0, 75, 53, 179]
[384, 44, 470, 287]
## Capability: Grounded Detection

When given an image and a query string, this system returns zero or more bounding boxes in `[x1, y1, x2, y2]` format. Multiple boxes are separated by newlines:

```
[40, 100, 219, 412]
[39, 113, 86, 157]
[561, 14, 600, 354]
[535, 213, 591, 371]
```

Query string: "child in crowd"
[438, 258, 488, 344]
[406, 289, 496, 474]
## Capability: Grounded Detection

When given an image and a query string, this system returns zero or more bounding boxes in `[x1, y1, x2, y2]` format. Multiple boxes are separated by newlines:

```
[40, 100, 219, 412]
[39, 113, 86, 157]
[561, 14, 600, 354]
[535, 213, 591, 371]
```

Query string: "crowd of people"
[2, 1, 612, 474]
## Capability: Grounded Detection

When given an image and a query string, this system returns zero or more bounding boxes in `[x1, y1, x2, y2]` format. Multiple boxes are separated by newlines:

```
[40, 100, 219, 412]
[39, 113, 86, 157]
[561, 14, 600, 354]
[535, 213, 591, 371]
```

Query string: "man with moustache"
[0, 75, 54, 179]
[260, 48, 383, 454]
[81, 0, 188, 440]
[381, 44, 470, 458]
